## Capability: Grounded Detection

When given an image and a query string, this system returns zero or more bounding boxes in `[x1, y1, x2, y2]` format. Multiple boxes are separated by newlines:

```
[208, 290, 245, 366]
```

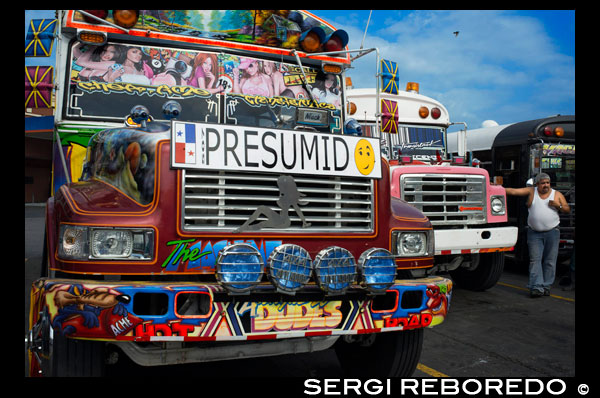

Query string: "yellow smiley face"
[354, 139, 375, 175]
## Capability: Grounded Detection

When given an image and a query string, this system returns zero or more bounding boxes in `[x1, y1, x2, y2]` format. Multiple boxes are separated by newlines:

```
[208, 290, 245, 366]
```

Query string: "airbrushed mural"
[79, 128, 162, 205]
[30, 278, 451, 341]
[71, 10, 336, 51]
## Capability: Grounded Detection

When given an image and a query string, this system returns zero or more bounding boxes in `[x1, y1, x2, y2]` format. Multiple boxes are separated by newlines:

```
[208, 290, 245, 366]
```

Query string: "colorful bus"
[26, 10, 451, 377]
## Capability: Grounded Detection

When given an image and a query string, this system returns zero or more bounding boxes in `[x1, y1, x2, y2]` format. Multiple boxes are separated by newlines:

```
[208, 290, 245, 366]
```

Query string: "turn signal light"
[554, 126, 565, 137]
[322, 63, 343, 74]
[77, 31, 107, 45]
[419, 106, 429, 118]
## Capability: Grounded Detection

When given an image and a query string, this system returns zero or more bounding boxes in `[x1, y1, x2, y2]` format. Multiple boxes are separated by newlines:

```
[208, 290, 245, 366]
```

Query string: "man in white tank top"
[506, 173, 570, 297]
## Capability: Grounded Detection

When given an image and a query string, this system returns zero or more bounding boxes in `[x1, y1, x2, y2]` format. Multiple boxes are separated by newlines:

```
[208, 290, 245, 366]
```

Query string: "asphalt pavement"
[25, 203, 576, 378]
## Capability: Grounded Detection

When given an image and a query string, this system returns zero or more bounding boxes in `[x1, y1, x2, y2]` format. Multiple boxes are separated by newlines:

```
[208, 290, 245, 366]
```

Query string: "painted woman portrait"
[74, 43, 125, 82]
[311, 71, 341, 107]
[233, 58, 273, 97]
[190, 52, 224, 93]
[107, 46, 152, 85]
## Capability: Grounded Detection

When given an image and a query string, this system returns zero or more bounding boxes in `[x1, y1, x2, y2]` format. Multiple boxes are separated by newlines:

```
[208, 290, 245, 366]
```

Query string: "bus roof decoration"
[25, 18, 58, 57]
[381, 99, 399, 134]
[25, 66, 54, 108]
[380, 59, 399, 94]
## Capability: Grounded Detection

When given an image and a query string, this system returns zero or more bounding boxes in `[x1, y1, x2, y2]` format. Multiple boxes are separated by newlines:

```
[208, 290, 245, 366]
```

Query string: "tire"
[40, 229, 48, 278]
[450, 252, 505, 291]
[334, 329, 423, 378]
[49, 333, 105, 376]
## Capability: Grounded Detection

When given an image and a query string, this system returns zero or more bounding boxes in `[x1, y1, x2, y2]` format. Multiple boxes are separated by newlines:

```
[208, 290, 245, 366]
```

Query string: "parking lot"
[25, 204, 575, 378]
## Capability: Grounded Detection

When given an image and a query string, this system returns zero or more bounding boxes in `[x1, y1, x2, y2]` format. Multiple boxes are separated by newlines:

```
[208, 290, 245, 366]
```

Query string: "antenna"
[360, 10, 373, 50]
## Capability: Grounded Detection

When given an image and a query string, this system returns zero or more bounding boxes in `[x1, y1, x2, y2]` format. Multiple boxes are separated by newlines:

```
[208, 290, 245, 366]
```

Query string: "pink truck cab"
[347, 83, 518, 291]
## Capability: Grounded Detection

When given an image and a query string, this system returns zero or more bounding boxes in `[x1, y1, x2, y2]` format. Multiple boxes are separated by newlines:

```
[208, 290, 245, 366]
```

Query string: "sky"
[310, 10, 575, 132]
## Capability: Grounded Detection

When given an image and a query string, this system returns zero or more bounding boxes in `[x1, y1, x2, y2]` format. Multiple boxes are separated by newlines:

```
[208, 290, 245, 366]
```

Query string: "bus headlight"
[491, 196, 506, 215]
[392, 230, 434, 257]
[58, 225, 154, 260]
[59, 225, 89, 260]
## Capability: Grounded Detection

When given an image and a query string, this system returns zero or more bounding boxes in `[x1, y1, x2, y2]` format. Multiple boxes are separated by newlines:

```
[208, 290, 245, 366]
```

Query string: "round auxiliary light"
[300, 27, 326, 53]
[554, 126, 565, 137]
[347, 101, 357, 115]
[267, 244, 313, 294]
[314, 246, 357, 295]
[431, 107, 441, 119]
[80, 10, 109, 24]
[323, 30, 348, 53]
[216, 244, 264, 294]
[358, 248, 396, 293]
[113, 10, 139, 29]
[418, 106, 429, 118]
[543, 126, 553, 136]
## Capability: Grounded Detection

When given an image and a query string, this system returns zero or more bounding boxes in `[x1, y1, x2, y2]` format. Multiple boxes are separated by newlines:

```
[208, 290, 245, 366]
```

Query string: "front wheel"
[450, 252, 505, 291]
[334, 329, 423, 378]
[49, 333, 106, 376]
[28, 309, 105, 377]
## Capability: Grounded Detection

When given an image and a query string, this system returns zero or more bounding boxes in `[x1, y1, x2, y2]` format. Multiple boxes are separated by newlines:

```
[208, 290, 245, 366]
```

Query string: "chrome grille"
[182, 170, 374, 232]
[400, 174, 486, 225]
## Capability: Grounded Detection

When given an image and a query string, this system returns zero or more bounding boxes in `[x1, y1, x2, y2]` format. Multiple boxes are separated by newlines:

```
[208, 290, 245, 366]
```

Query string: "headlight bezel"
[490, 195, 506, 215]
[58, 224, 154, 261]
[391, 230, 434, 257]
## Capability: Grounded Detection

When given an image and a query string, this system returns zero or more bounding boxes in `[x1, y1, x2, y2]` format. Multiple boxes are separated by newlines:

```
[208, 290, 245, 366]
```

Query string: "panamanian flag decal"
[174, 122, 198, 164]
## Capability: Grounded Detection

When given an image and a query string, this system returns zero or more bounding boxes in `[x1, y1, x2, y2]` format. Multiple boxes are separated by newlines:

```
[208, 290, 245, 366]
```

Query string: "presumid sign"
[171, 122, 382, 179]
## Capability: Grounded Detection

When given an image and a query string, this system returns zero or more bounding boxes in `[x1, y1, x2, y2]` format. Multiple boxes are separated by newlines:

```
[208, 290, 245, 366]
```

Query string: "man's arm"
[505, 187, 533, 197]
[549, 191, 571, 213]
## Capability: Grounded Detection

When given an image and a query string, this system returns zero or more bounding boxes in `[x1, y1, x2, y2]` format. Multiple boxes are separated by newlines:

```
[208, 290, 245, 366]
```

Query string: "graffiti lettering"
[110, 316, 134, 336]
[251, 301, 342, 333]
[383, 313, 433, 329]
[134, 320, 196, 337]
[161, 239, 212, 269]
[161, 239, 282, 272]
[228, 92, 335, 111]
[77, 81, 211, 99]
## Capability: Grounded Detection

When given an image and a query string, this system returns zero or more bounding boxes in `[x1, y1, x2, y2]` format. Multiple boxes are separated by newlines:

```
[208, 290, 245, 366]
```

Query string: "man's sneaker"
[530, 289, 544, 298]
[543, 288, 550, 296]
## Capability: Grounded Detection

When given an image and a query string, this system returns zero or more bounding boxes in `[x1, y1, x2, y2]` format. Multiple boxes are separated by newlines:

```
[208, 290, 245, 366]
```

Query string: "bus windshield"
[66, 41, 342, 133]
[540, 143, 575, 194]
[380, 125, 445, 161]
